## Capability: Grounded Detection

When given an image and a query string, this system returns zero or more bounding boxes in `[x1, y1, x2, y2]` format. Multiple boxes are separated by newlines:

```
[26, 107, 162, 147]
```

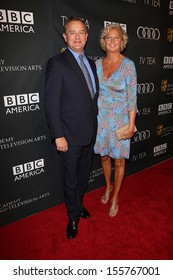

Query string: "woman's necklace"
[106, 62, 117, 70]
[104, 56, 121, 70]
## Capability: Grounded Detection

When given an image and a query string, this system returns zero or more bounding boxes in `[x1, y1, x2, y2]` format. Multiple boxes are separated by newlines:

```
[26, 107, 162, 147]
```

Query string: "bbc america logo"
[158, 103, 172, 111]
[153, 143, 167, 157]
[158, 103, 172, 115]
[169, 1, 173, 15]
[13, 158, 45, 181]
[137, 26, 160, 40]
[170, 1, 173, 9]
[163, 56, 173, 69]
[163, 57, 173, 64]
[3, 92, 40, 114]
[104, 21, 127, 32]
[0, 9, 34, 33]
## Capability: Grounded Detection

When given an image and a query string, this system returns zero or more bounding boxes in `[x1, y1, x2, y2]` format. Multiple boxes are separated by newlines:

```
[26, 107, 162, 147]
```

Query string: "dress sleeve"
[125, 60, 137, 112]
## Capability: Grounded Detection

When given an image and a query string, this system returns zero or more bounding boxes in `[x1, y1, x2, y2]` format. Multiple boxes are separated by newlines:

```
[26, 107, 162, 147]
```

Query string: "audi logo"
[137, 83, 154, 94]
[132, 130, 150, 143]
[137, 26, 160, 40]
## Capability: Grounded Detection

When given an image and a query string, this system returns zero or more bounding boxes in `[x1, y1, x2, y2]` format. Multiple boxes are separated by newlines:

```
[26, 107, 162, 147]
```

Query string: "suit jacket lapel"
[64, 49, 98, 97]
[63, 49, 90, 93]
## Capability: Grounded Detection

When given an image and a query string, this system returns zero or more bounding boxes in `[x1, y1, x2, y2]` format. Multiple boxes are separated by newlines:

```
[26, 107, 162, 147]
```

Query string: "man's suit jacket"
[44, 48, 99, 146]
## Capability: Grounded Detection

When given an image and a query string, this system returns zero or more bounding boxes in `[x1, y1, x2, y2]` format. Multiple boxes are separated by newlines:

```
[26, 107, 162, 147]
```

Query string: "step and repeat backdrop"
[1, 0, 173, 226]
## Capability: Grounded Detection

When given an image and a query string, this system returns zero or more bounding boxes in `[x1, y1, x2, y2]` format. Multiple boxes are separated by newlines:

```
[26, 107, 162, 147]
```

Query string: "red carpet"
[0, 158, 173, 260]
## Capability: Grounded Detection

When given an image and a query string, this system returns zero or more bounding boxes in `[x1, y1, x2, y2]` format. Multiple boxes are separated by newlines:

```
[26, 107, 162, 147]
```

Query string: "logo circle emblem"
[133, 130, 150, 142]
[137, 26, 160, 40]
[137, 83, 154, 94]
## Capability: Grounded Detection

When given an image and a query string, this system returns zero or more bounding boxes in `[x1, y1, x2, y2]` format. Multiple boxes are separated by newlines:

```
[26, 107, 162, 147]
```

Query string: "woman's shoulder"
[122, 57, 137, 73]
[95, 58, 102, 66]
[123, 56, 135, 66]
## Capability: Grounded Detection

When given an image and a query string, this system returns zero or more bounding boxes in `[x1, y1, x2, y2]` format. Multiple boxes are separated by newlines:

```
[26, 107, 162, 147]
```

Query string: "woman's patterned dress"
[94, 57, 137, 159]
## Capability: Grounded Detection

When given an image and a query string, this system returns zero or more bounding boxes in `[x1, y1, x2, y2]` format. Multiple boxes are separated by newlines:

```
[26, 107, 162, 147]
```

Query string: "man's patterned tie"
[79, 55, 94, 99]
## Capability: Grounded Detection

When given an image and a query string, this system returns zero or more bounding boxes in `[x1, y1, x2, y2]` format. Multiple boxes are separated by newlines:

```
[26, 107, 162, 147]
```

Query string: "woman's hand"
[122, 126, 135, 140]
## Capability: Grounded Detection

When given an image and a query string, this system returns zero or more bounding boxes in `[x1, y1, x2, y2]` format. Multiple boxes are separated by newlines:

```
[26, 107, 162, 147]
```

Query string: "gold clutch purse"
[115, 124, 137, 140]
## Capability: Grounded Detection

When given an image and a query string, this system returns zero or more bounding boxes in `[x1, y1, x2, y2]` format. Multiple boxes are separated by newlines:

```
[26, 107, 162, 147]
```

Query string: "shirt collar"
[68, 47, 84, 60]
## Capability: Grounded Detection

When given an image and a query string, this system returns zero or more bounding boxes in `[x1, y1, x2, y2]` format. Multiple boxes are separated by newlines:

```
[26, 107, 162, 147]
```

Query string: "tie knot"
[79, 54, 84, 62]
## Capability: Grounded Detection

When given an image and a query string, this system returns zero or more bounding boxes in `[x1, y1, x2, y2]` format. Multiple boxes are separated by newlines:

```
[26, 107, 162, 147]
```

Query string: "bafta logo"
[157, 124, 163, 136]
[167, 28, 173, 42]
[161, 80, 168, 92]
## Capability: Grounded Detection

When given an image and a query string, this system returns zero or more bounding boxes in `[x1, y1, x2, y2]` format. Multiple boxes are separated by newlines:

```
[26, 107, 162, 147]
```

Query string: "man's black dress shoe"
[66, 220, 78, 239]
[80, 207, 90, 219]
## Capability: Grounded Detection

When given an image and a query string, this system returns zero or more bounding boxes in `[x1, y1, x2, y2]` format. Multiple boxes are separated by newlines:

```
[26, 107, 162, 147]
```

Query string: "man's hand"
[55, 137, 68, 152]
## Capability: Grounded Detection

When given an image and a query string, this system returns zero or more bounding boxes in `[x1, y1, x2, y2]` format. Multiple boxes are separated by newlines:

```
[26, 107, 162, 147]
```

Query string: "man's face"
[63, 20, 88, 54]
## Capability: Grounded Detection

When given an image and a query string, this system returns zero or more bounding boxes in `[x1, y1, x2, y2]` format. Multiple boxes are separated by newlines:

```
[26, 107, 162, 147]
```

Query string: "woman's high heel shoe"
[101, 186, 113, 204]
[109, 200, 119, 217]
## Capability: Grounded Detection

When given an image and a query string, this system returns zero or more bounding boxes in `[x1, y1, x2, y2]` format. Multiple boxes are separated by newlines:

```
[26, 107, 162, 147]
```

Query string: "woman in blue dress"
[94, 23, 137, 217]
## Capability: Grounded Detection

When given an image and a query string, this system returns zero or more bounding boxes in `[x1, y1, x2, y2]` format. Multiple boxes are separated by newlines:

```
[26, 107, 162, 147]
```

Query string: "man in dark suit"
[44, 16, 99, 239]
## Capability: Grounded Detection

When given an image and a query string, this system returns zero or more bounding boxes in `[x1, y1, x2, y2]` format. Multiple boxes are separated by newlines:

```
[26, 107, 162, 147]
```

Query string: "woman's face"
[104, 28, 123, 53]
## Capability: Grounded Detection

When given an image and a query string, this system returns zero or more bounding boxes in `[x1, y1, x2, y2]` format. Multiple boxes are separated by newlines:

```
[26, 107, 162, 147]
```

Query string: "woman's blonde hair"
[100, 23, 128, 52]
